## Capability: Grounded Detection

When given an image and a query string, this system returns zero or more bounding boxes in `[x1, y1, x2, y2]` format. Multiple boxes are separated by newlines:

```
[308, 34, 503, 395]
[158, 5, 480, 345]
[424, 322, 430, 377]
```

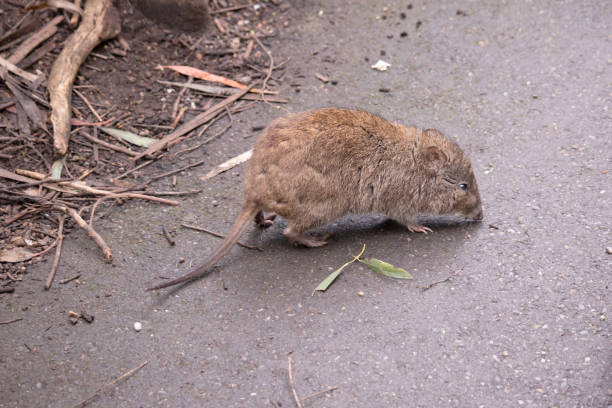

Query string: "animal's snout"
[473, 208, 484, 221]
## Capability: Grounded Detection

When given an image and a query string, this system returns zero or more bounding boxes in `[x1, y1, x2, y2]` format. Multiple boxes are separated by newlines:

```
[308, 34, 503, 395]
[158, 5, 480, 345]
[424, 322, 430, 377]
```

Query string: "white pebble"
[134, 322, 142, 332]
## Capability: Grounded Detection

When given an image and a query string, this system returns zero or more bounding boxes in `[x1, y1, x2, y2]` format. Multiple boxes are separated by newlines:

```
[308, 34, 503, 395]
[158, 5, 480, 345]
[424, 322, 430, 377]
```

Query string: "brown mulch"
[0, 0, 293, 291]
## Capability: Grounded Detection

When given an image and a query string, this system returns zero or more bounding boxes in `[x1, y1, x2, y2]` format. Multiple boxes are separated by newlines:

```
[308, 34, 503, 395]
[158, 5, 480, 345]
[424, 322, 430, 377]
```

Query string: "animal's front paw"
[405, 222, 433, 234]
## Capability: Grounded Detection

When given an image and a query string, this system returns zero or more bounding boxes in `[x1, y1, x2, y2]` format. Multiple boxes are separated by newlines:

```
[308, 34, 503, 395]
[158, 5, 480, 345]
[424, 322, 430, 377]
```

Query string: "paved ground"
[2, 1, 610, 407]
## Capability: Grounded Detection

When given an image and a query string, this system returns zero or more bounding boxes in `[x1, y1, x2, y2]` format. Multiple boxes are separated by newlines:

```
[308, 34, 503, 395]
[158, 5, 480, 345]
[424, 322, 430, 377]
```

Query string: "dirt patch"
[0, 0, 295, 290]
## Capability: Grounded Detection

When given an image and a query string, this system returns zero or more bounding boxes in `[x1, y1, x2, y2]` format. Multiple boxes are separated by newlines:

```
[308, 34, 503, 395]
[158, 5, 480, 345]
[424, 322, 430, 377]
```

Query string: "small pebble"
[605, 247, 612, 254]
[134, 322, 142, 332]
[358, 291, 365, 297]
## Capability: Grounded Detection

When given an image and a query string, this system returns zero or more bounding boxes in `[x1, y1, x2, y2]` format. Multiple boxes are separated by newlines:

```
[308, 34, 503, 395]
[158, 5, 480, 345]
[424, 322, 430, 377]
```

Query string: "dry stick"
[143, 189, 201, 196]
[201, 117, 233, 145]
[252, 35, 274, 105]
[113, 158, 156, 180]
[59, 274, 81, 284]
[133, 85, 253, 161]
[3, 207, 37, 226]
[0, 318, 23, 325]
[48, 0, 121, 156]
[300, 386, 339, 402]
[88, 192, 178, 227]
[0, 55, 39, 82]
[17, 240, 58, 262]
[171, 76, 192, 122]
[195, 106, 229, 138]
[70, 360, 148, 408]
[20, 39, 58, 70]
[6, 177, 72, 190]
[287, 357, 303, 408]
[181, 223, 262, 251]
[80, 131, 139, 157]
[74, 89, 102, 121]
[45, 215, 65, 290]
[157, 80, 288, 103]
[161, 226, 175, 246]
[8, 15, 63, 64]
[54, 205, 112, 262]
[144, 159, 206, 186]
[170, 106, 187, 129]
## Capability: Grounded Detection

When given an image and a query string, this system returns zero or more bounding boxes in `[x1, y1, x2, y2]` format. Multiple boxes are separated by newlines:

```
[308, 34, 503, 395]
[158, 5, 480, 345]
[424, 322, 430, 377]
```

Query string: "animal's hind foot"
[283, 226, 333, 248]
[255, 211, 276, 228]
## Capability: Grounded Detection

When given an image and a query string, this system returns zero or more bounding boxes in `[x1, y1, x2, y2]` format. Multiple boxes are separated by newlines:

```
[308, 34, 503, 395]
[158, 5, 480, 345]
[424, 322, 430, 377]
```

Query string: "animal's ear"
[423, 145, 448, 171]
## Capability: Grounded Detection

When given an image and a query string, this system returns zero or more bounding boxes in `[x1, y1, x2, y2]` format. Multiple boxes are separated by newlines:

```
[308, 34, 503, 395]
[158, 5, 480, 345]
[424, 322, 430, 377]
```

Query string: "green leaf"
[313, 244, 366, 293]
[100, 127, 156, 147]
[358, 258, 413, 279]
[313, 262, 351, 292]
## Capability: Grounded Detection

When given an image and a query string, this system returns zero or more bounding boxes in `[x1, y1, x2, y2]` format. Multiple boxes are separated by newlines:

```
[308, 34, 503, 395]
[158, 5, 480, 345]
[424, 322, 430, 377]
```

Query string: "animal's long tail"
[145, 203, 259, 291]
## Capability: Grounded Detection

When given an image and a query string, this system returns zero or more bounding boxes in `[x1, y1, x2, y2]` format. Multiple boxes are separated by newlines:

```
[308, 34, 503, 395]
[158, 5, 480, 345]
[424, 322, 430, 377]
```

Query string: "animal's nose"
[474, 208, 484, 221]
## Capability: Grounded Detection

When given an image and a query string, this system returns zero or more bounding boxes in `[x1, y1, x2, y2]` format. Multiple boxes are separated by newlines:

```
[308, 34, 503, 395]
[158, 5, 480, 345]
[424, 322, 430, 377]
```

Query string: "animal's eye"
[459, 183, 468, 191]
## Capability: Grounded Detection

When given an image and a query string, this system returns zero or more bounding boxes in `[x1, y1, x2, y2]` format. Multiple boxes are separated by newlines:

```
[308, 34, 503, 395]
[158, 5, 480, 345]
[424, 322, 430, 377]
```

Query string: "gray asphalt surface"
[2, 1, 611, 407]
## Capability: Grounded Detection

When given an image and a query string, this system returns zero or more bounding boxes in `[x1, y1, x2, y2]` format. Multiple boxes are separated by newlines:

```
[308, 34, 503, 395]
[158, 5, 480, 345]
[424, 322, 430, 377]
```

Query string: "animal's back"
[243, 108, 416, 228]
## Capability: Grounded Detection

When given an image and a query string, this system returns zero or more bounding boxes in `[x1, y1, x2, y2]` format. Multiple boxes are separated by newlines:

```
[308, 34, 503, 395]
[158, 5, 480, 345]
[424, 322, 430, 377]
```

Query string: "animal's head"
[420, 129, 483, 221]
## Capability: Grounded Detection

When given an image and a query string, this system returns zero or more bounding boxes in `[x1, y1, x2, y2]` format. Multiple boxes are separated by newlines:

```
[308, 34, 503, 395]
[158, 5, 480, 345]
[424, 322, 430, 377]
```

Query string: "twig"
[72, 117, 114, 127]
[314, 73, 329, 83]
[8, 16, 63, 65]
[181, 223, 262, 251]
[0, 55, 39, 82]
[252, 35, 274, 105]
[145, 159, 206, 186]
[198, 107, 234, 145]
[143, 189, 202, 196]
[0, 288, 16, 294]
[88, 192, 179, 227]
[0, 317, 22, 324]
[80, 131, 139, 157]
[113, 158, 155, 180]
[54, 205, 112, 262]
[300, 386, 339, 402]
[162, 226, 175, 246]
[157, 80, 288, 103]
[45, 215, 65, 290]
[172, 76, 191, 123]
[74, 89, 102, 121]
[134, 85, 253, 161]
[421, 269, 461, 292]
[6, 177, 72, 190]
[287, 357, 303, 408]
[70, 360, 148, 408]
[60, 274, 81, 284]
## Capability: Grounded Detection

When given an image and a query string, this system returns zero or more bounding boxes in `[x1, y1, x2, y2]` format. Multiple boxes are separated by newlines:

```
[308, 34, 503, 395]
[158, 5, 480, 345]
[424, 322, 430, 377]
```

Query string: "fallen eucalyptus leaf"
[101, 127, 156, 147]
[0, 247, 36, 263]
[359, 258, 413, 279]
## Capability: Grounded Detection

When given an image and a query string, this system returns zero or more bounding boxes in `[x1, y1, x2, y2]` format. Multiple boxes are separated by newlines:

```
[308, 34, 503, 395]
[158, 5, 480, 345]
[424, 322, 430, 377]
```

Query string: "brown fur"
[146, 108, 483, 291]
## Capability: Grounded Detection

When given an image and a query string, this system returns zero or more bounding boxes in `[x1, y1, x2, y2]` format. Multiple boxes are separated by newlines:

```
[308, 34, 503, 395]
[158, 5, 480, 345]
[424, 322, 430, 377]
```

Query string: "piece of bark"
[48, 0, 121, 157]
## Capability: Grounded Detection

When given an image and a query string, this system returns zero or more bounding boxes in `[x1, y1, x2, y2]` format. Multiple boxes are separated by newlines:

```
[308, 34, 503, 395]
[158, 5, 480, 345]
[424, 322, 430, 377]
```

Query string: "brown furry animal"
[147, 108, 483, 291]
